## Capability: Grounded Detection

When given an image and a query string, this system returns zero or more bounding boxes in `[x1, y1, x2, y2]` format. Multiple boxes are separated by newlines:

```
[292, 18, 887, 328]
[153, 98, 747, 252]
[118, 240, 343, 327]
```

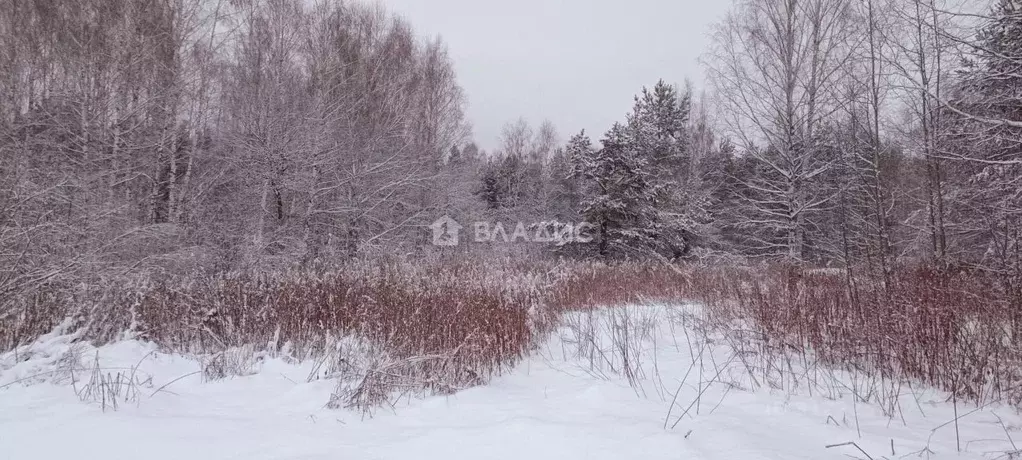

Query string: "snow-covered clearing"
[2, 305, 1019, 460]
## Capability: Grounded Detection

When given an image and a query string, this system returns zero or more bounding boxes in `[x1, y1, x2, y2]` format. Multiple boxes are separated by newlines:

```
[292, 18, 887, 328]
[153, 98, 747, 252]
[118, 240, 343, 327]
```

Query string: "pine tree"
[626, 80, 699, 258]
[579, 123, 662, 257]
[627, 80, 692, 178]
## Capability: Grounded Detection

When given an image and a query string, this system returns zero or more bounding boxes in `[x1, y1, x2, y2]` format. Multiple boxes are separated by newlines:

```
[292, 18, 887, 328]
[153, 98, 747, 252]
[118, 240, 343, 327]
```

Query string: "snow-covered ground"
[2, 305, 1019, 460]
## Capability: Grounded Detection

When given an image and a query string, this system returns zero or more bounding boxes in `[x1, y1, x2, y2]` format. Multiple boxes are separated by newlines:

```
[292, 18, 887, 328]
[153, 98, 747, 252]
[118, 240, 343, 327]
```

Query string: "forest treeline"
[1, 0, 1021, 295]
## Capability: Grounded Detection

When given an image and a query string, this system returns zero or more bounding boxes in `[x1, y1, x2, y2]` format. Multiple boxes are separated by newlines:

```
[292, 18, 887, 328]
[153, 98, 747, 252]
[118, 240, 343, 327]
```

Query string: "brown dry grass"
[551, 262, 1022, 407]
[5, 259, 1022, 409]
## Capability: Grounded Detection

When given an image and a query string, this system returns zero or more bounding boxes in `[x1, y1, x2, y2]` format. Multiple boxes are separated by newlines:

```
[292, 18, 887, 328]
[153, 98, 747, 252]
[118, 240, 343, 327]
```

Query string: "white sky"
[380, 0, 733, 151]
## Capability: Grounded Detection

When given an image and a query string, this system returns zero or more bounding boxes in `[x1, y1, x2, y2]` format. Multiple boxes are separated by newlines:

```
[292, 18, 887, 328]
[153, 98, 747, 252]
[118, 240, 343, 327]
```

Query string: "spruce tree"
[547, 131, 590, 221]
[948, 0, 1022, 271]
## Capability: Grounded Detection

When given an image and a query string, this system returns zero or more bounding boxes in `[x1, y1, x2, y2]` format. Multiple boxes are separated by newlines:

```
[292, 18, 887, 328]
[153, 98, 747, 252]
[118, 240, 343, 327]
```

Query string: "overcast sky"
[380, 0, 733, 151]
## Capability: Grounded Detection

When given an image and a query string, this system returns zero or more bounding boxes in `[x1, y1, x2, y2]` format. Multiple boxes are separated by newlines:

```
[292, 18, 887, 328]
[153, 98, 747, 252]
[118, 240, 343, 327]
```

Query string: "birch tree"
[708, 0, 857, 262]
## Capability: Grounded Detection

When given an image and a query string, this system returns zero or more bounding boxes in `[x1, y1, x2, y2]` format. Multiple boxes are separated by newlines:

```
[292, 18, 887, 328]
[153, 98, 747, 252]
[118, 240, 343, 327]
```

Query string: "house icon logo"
[430, 215, 463, 246]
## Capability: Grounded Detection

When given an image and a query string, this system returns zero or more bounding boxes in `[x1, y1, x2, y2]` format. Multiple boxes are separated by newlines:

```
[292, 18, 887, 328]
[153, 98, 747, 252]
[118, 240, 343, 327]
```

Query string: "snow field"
[2, 305, 1019, 460]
